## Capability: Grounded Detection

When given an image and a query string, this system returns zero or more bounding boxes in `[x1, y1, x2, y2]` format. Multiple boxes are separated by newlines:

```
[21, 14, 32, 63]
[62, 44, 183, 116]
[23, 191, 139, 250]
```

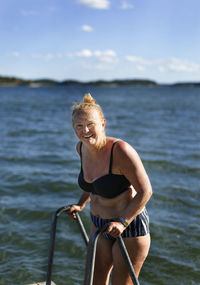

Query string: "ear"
[102, 119, 106, 128]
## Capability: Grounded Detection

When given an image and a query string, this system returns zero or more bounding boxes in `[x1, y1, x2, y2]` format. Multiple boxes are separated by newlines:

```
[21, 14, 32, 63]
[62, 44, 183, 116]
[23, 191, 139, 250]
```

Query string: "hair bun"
[83, 93, 96, 104]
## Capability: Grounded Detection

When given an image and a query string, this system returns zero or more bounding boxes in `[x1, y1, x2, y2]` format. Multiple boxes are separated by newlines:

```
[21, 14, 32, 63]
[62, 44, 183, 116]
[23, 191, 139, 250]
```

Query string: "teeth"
[84, 135, 92, 138]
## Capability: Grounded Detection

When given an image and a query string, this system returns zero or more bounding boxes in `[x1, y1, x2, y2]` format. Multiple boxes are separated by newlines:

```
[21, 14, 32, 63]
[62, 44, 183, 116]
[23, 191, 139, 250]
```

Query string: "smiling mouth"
[83, 134, 93, 138]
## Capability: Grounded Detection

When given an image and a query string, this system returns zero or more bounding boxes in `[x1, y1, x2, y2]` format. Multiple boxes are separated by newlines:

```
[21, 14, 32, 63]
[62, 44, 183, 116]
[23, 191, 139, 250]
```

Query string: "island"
[0, 75, 199, 87]
[172, 82, 200, 87]
[0, 76, 158, 87]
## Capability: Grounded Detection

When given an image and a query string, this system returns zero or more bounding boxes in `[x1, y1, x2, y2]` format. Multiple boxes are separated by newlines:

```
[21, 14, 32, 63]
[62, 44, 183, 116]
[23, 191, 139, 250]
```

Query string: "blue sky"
[0, 0, 200, 83]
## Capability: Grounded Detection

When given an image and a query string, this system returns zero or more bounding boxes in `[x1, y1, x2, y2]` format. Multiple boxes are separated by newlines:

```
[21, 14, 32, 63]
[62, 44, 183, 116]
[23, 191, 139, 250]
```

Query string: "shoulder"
[115, 140, 137, 156]
[114, 140, 142, 168]
[76, 141, 82, 155]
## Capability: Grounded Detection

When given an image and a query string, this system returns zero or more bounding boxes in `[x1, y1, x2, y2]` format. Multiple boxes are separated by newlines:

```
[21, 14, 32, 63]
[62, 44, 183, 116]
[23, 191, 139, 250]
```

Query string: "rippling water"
[0, 85, 200, 285]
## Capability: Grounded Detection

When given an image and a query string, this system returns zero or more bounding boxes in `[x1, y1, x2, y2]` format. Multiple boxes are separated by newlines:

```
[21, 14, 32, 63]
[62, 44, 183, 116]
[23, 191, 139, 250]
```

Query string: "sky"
[0, 0, 200, 83]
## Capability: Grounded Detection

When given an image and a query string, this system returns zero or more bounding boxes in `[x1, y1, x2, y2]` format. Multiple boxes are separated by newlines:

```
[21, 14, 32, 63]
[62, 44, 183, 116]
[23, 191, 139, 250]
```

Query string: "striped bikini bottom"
[90, 208, 150, 241]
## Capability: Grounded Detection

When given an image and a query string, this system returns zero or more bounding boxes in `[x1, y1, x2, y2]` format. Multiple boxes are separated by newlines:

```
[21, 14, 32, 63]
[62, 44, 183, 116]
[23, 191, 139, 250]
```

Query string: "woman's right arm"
[67, 141, 90, 218]
[67, 191, 91, 219]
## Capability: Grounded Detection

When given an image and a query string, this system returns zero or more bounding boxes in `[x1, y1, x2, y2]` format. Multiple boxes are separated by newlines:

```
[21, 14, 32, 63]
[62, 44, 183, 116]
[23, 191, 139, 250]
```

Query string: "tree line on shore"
[0, 75, 199, 87]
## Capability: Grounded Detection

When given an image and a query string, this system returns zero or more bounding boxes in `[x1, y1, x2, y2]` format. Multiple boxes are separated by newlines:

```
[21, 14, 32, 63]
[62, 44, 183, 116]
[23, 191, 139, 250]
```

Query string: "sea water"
[0, 85, 200, 285]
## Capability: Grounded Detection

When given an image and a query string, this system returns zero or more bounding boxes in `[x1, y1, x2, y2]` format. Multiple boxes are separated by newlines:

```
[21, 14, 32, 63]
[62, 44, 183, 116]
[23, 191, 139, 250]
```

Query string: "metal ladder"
[46, 205, 140, 285]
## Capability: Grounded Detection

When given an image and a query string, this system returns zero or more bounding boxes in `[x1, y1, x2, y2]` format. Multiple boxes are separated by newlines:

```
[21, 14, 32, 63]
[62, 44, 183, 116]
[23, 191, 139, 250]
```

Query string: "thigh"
[111, 234, 151, 284]
[84, 223, 114, 285]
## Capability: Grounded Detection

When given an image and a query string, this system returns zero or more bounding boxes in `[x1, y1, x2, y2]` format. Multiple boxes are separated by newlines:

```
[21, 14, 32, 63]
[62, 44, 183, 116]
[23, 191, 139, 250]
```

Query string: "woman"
[67, 93, 152, 285]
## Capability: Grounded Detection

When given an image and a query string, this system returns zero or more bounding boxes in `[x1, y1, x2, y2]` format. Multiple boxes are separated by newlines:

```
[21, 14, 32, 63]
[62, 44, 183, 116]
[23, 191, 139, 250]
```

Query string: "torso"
[90, 186, 136, 218]
[78, 137, 136, 219]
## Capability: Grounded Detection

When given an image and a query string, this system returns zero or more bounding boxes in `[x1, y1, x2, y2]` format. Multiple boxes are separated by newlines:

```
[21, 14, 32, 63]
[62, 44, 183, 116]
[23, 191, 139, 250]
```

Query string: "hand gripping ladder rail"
[45, 205, 140, 285]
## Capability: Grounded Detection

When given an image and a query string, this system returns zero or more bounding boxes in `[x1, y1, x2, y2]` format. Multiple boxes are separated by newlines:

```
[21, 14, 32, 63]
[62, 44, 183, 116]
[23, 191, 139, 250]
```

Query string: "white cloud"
[121, 0, 134, 9]
[93, 49, 117, 58]
[20, 9, 39, 16]
[68, 49, 118, 64]
[100, 56, 118, 63]
[102, 50, 116, 57]
[83, 63, 113, 70]
[81, 25, 94, 32]
[68, 49, 93, 57]
[167, 58, 200, 72]
[56, 53, 65, 58]
[31, 53, 54, 61]
[125, 55, 200, 73]
[67, 49, 118, 70]
[136, 65, 145, 71]
[27, 51, 200, 75]
[7, 51, 20, 57]
[125, 56, 151, 65]
[78, 0, 110, 9]
[157, 66, 166, 73]
[95, 50, 118, 63]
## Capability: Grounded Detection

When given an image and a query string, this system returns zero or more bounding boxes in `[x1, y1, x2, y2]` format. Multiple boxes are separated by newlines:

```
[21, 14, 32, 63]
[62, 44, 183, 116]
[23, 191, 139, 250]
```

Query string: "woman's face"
[73, 108, 106, 147]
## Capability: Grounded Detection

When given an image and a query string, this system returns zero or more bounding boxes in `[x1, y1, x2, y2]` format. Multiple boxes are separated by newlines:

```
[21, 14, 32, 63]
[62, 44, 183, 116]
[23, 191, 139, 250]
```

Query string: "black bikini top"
[78, 141, 131, 198]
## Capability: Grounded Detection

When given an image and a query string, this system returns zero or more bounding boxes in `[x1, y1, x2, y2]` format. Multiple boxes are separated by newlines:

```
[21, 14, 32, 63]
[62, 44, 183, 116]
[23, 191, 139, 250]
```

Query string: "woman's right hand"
[66, 204, 82, 219]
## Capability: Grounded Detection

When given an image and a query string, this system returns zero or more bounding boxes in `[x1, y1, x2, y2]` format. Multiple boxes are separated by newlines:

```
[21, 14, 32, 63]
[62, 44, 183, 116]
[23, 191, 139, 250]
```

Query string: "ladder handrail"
[45, 205, 140, 285]
[86, 226, 140, 285]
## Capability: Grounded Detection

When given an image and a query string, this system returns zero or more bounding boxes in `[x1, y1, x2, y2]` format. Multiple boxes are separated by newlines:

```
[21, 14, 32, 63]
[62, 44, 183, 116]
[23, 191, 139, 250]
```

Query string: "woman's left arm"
[106, 141, 152, 238]
[116, 140, 152, 224]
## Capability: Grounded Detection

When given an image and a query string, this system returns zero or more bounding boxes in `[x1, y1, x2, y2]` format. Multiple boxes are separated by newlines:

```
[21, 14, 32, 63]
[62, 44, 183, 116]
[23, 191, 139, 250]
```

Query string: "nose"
[82, 125, 90, 133]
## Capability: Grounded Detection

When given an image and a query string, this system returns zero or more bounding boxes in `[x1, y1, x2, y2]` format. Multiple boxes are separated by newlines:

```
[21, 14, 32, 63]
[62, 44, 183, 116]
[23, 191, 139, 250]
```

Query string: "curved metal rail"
[46, 206, 89, 285]
[45, 205, 139, 285]
[86, 227, 140, 285]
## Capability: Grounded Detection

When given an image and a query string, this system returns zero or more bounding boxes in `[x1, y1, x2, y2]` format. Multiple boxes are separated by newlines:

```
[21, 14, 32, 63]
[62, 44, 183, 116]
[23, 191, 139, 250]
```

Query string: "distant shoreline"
[0, 75, 200, 87]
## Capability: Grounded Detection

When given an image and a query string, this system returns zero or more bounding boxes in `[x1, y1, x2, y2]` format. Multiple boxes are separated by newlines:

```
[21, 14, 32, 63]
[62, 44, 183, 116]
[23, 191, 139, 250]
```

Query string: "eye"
[87, 123, 95, 128]
[76, 124, 83, 130]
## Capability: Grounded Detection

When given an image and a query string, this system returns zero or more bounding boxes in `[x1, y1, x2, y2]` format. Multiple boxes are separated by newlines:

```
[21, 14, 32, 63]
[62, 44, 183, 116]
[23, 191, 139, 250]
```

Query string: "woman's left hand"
[106, 221, 126, 238]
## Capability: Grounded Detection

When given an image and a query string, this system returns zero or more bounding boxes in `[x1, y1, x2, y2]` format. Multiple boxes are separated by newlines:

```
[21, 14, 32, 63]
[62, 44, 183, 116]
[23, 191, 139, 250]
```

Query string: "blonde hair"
[72, 93, 105, 123]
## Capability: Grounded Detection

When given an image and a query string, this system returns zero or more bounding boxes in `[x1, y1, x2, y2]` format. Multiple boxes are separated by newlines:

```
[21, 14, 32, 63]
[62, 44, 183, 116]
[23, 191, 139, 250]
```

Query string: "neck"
[85, 136, 107, 154]
[96, 135, 107, 150]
